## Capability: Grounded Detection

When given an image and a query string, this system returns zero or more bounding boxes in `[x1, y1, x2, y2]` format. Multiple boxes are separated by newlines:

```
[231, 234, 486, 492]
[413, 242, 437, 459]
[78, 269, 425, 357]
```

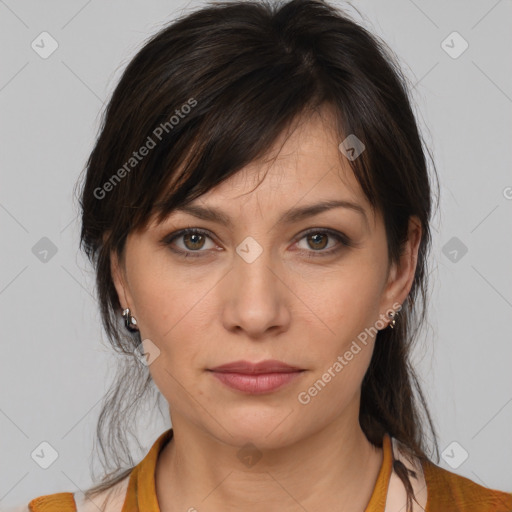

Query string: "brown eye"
[182, 232, 206, 250]
[295, 229, 351, 258]
[306, 232, 329, 250]
[163, 228, 216, 257]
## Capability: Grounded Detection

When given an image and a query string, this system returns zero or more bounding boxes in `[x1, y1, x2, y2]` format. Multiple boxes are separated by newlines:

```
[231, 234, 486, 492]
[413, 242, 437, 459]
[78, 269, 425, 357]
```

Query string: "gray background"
[1, 0, 511, 509]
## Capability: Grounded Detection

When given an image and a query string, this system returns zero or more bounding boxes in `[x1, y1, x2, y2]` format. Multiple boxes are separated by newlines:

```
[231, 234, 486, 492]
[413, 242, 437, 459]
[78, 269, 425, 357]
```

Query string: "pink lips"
[208, 359, 304, 394]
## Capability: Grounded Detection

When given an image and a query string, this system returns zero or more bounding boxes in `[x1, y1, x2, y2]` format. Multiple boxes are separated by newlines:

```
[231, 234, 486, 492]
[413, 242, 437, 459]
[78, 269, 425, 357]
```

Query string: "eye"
[164, 228, 216, 257]
[294, 229, 351, 258]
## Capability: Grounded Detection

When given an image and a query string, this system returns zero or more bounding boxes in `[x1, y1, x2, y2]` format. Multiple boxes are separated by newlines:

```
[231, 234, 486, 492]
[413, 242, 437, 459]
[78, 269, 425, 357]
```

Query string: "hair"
[76, 0, 441, 510]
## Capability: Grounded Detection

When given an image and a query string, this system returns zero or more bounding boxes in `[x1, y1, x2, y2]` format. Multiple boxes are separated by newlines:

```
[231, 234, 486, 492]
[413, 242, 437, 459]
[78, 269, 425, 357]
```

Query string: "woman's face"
[111, 110, 420, 449]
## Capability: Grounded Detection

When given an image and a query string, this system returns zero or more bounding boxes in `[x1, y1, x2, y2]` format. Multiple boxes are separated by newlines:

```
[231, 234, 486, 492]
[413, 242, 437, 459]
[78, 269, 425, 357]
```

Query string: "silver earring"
[387, 310, 398, 329]
[122, 308, 139, 332]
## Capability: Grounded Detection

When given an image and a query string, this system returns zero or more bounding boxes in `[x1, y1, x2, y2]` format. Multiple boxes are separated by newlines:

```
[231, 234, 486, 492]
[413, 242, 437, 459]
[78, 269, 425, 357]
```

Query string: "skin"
[111, 107, 422, 512]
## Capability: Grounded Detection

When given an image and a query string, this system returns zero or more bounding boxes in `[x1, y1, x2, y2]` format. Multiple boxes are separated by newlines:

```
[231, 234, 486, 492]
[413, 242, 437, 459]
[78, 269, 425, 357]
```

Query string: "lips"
[208, 360, 305, 394]
[209, 359, 303, 374]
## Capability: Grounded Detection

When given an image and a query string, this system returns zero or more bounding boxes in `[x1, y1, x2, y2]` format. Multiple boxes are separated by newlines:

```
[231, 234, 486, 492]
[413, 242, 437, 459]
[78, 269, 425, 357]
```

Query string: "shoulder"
[422, 458, 512, 511]
[25, 473, 131, 512]
[26, 492, 77, 511]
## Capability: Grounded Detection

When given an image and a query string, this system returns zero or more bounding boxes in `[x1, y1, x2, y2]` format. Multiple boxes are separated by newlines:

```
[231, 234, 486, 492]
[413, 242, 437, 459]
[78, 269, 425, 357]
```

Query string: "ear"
[110, 249, 131, 311]
[379, 215, 422, 318]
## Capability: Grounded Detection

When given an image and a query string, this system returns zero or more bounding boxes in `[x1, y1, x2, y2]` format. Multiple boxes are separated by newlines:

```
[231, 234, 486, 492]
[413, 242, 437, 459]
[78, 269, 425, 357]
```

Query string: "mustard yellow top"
[27, 428, 512, 512]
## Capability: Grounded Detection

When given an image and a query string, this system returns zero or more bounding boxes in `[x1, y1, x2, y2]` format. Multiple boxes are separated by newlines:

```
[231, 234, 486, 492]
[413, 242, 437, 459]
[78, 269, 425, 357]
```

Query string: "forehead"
[145, 107, 378, 233]
[192, 109, 371, 216]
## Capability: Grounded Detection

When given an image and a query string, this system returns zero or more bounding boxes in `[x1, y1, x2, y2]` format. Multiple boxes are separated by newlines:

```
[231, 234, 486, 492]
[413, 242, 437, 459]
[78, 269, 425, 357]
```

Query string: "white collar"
[384, 437, 428, 511]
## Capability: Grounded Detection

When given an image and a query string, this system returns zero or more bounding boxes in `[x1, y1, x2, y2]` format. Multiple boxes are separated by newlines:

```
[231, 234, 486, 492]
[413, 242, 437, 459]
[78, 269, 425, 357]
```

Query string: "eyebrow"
[174, 199, 369, 230]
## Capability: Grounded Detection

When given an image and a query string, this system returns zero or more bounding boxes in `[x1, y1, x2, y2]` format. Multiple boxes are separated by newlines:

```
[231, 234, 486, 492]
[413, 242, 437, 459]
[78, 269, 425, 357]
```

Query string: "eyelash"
[161, 227, 352, 259]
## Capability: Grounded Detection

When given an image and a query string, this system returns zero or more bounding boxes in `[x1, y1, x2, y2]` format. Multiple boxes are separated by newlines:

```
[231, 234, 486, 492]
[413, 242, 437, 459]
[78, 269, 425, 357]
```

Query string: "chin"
[205, 408, 301, 450]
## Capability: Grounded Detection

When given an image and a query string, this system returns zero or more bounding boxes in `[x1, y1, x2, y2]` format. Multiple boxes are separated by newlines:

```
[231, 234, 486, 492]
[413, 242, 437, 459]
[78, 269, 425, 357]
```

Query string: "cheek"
[126, 244, 196, 328]
[294, 271, 381, 415]
[295, 261, 384, 346]
[123, 249, 207, 366]
[128, 263, 211, 408]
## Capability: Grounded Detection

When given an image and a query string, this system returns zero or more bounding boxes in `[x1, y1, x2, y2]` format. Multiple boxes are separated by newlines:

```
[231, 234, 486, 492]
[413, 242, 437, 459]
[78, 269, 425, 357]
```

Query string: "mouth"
[207, 359, 305, 394]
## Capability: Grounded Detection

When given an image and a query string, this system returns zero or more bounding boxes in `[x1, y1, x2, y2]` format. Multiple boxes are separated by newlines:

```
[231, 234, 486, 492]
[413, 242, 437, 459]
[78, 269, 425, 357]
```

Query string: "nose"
[220, 244, 291, 340]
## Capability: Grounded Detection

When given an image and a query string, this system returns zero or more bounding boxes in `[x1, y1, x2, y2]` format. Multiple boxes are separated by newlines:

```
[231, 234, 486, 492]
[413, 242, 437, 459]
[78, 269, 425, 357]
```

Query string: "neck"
[155, 410, 383, 512]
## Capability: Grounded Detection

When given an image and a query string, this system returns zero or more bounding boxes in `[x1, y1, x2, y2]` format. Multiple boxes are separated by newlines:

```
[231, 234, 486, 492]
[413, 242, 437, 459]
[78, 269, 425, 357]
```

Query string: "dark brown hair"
[76, 0, 440, 509]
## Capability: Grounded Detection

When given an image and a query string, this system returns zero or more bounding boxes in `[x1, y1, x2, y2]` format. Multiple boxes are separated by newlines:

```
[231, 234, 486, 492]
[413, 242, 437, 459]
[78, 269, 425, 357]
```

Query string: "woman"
[22, 0, 512, 510]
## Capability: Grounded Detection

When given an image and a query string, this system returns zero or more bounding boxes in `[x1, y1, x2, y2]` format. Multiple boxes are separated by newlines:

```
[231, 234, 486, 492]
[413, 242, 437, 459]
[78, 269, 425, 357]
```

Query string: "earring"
[387, 309, 399, 329]
[122, 308, 139, 332]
